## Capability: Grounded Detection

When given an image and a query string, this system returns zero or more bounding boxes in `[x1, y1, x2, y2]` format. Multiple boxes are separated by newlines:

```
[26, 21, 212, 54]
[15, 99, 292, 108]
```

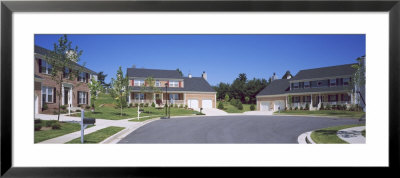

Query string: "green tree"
[351, 56, 366, 106]
[140, 76, 161, 104]
[44, 34, 83, 121]
[176, 68, 183, 77]
[224, 93, 230, 102]
[88, 78, 103, 113]
[97, 71, 108, 87]
[110, 66, 129, 116]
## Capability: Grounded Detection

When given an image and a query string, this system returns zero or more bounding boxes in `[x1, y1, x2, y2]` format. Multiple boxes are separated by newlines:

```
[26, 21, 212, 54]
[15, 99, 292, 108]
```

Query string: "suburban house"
[34, 45, 98, 114]
[127, 68, 216, 109]
[256, 63, 365, 112]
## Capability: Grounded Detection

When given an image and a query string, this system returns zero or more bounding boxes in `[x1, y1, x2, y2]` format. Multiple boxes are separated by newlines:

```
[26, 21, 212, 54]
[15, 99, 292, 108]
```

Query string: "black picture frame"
[1, 0, 399, 177]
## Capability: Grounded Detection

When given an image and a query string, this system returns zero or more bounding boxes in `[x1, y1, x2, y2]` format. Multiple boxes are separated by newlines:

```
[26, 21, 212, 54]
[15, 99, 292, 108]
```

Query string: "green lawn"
[219, 102, 253, 113]
[274, 110, 365, 118]
[66, 126, 125, 144]
[71, 93, 200, 120]
[310, 124, 365, 144]
[34, 120, 93, 143]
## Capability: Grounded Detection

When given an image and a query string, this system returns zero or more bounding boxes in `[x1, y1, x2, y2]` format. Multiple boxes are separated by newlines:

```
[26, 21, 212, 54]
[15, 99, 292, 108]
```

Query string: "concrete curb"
[273, 114, 361, 119]
[337, 126, 366, 144]
[297, 131, 316, 144]
[100, 118, 160, 144]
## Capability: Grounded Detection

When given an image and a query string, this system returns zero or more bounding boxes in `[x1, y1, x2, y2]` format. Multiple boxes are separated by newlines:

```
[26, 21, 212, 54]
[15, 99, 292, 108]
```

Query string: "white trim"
[289, 75, 353, 83]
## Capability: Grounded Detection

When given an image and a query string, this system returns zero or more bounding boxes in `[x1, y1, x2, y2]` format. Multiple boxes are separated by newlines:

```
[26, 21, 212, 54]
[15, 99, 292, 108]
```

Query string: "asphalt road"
[118, 115, 364, 144]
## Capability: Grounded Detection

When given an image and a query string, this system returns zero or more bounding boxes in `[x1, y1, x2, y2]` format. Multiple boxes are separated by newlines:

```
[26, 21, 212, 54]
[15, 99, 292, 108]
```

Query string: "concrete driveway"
[201, 108, 228, 116]
[118, 115, 363, 144]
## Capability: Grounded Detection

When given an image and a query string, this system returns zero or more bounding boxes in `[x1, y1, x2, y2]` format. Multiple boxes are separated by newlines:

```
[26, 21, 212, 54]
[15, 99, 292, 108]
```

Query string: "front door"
[64, 87, 70, 105]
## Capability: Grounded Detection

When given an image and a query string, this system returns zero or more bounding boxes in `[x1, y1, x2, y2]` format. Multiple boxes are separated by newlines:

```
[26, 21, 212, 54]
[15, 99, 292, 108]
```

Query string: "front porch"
[129, 92, 186, 106]
[288, 92, 354, 110]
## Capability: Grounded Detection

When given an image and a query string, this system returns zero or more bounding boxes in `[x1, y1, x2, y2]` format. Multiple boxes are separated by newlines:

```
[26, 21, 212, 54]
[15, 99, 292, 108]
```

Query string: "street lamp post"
[165, 83, 169, 118]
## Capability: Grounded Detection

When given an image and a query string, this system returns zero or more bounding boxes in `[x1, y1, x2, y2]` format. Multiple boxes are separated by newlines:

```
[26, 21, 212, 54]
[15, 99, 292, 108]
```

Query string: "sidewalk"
[337, 126, 366, 144]
[35, 114, 159, 144]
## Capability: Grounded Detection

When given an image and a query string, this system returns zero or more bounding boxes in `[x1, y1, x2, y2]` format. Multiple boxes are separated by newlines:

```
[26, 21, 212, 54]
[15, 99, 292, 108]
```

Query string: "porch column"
[310, 94, 313, 110]
[318, 94, 321, 109]
[184, 93, 186, 105]
[128, 92, 131, 104]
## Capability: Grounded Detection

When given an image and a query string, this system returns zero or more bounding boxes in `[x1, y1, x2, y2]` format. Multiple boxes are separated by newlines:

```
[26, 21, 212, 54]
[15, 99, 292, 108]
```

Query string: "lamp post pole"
[165, 83, 168, 117]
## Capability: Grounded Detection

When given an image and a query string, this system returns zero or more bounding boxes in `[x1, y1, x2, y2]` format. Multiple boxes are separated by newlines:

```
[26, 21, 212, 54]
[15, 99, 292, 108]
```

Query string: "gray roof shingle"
[129, 77, 215, 93]
[127, 68, 183, 79]
[256, 79, 290, 96]
[291, 63, 357, 81]
[34, 45, 97, 75]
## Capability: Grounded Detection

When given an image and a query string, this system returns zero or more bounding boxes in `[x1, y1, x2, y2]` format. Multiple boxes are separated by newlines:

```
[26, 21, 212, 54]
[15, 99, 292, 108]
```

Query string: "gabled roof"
[127, 68, 183, 79]
[290, 63, 357, 81]
[129, 77, 215, 93]
[256, 79, 290, 96]
[34, 45, 97, 75]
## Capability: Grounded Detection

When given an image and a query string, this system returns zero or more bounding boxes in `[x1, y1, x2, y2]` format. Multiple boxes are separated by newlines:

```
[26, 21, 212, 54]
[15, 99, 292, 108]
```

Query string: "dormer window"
[169, 80, 179, 87]
[304, 81, 310, 88]
[78, 72, 87, 83]
[134, 80, 145, 86]
[329, 79, 336, 87]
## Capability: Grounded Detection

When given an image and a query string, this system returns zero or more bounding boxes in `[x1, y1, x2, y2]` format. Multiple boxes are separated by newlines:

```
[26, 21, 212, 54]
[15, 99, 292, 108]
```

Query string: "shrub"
[230, 99, 239, 107]
[326, 104, 331, 110]
[42, 103, 48, 110]
[85, 105, 91, 109]
[156, 99, 162, 106]
[218, 102, 224, 109]
[51, 122, 61, 130]
[144, 103, 149, 107]
[336, 105, 342, 110]
[342, 104, 347, 110]
[60, 105, 67, 110]
[185, 105, 188, 109]
[34, 124, 42, 131]
[129, 103, 133, 107]
[151, 102, 156, 107]
[34, 119, 42, 124]
[320, 103, 324, 110]
[305, 103, 309, 110]
[140, 103, 144, 107]
[295, 106, 298, 110]
[135, 103, 139, 107]
[179, 104, 183, 108]
[44, 120, 57, 127]
[250, 104, 255, 111]
[300, 106, 303, 110]
[237, 102, 243, 110]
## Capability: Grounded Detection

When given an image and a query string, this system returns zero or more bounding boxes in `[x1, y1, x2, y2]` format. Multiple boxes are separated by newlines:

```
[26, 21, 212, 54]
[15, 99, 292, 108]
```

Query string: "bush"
[237, 102, 243, 110]
[60, 105, 67, 110]
[326, 104, 331, 110]
[305, 103, 309, 110]
[185, 105, 188, 109]
[135, 103, 139, 107]
[342, 104, 347, 110]
[156, 99, 162, 106]
[250, 104, 255, 111]
[320, 103, 324, 110]
[144, 103, 149, 107]
[140, 103, 144, 107]
[300, 106, 303, 110]
[129, 103, 133, 107]
[218, 102, 224, 109]
[34, 119, 41, 124]
[85, 105, 91, 109]
[76, 109, 81, 112]
[43, 103, 48, 110]
[151, 102, 156, 107]
[295, 106, 298, 110]
[230, 99, 239, 107]
[51, 122, 61, 130]
[336, 105, 342, 110]
[34, 124, 42, 131]
[179, 104, 183, 108]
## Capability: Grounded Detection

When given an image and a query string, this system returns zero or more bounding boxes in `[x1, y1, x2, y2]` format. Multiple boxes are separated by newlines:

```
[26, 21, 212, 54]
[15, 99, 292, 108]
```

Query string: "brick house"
[127, 68, 216, 109]
[34, 45, 97, 114]
[256, 63, 365, 112]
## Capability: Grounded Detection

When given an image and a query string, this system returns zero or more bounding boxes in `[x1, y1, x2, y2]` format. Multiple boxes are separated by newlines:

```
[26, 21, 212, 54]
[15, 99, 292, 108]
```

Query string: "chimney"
[271, 72, 277, 81]
[188, 73, 192, 78]
[201, 71, 207, 80]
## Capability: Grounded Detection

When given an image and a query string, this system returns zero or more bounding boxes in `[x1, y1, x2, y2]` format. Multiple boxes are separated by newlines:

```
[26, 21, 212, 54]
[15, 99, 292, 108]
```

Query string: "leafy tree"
[88, 78, 103, 112]
[218, 102, 224, 109]
[351, 56, 366, 106]
[282, 70, 293, 79]
[176, 68, 183, 77]
[44, 34, 83, 121]
[140, 76, 161, 105]
[97, 71, 108, 86]
[110, 66, 129, 116]
[224, 93, 230, 102]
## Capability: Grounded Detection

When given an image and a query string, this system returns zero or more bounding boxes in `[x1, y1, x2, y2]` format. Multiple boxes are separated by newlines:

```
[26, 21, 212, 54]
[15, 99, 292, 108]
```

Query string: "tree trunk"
[57, 77, 62, 121]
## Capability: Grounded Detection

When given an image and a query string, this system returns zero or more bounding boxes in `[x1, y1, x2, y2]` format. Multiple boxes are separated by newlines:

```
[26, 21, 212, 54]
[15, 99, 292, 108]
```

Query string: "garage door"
[260, 101, 271, 111]
[274, 100, 285, 111]
[202, 99, 212, 108]
[188, 99, 199, 109]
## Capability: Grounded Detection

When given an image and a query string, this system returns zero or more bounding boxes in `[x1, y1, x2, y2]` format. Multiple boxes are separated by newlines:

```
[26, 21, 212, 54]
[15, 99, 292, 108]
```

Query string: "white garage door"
[188, 99, 199, 109]
[260, 101, 271, 111]
[274, 100, 285, 111]
[202, 99, 212, 108]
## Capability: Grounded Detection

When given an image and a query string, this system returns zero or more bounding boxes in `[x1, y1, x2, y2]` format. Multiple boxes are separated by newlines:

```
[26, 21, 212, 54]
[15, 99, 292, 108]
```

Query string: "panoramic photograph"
[33, 34, 366, 144]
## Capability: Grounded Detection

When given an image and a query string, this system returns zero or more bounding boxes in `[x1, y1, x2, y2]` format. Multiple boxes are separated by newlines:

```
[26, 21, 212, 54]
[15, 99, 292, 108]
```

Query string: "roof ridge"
[298, 63, 357, 72]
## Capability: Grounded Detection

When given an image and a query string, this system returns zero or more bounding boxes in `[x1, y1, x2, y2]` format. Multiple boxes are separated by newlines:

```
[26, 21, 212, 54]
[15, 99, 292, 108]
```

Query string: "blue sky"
[34, 34, 365, 86]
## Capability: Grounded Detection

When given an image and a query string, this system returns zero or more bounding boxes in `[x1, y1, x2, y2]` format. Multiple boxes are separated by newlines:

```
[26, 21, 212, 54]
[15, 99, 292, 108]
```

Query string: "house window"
[328, 95, 338, 102]
[342, 94, 351, 101]
[78, 91, 87, 104]
[134, 93, 144, 100]
[343, 78, 350, 85]
[64, 68, 70, 78]
[134, 80, 145, 86]
[41, 86, 54, 103]
[79, 72, 87, 82]
[293, 82, 299, 89]
[304, 81, 310, 88]
[155, 80, 161, 87]
[303, 96, 311, 102]
[169, 80, 179, 87]
[41, 60, 52, 74]
[293, 96, 300, 103]
[317, 81, 323, 87]
[169, 94, 179, 100]
[329, 79, 336, 87]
